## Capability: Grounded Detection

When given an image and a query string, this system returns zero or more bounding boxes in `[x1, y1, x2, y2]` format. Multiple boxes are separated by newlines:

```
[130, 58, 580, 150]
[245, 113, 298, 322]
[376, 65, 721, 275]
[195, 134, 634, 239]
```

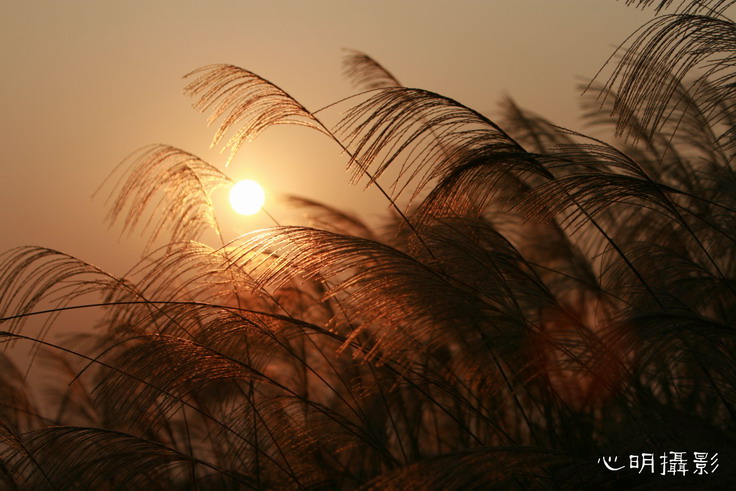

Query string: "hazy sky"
[1, 1, 652, 276]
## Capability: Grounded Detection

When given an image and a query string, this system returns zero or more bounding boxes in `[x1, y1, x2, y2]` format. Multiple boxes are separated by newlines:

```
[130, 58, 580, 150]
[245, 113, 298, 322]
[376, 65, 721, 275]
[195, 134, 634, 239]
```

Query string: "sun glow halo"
[229, 179, 265, 215]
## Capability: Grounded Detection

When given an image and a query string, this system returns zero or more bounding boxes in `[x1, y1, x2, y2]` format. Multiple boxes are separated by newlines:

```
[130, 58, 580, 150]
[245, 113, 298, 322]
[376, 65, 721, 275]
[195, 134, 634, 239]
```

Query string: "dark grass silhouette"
[2, 1, 736, 488]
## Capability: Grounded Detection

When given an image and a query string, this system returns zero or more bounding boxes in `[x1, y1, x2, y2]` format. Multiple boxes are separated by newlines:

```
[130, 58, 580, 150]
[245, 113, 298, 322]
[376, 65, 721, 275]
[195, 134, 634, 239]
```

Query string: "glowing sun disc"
[230, 179, 265, 215]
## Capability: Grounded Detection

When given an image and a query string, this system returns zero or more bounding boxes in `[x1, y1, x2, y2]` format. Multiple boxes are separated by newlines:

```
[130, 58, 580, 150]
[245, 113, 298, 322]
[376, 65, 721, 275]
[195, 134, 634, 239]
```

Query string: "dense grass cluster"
[2, 1, 736, 488]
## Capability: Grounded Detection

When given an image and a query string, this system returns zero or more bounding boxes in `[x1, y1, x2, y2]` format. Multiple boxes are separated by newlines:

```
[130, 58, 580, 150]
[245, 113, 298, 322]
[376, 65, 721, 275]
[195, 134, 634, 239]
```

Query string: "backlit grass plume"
[2, 1, 736, 489]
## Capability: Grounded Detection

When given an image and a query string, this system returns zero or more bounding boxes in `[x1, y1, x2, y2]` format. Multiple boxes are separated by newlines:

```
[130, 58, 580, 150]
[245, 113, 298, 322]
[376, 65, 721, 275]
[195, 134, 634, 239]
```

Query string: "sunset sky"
[1, 1, 651, 276]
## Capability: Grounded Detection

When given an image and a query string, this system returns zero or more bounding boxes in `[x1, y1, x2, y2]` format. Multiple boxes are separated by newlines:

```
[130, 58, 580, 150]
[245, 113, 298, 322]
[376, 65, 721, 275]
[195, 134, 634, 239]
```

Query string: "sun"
[229, 179, 265, 215]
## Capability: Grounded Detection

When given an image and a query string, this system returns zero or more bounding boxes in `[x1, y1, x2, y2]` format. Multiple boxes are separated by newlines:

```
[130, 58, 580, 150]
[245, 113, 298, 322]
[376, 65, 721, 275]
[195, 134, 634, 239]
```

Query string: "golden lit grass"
[2, 1, 736, 488]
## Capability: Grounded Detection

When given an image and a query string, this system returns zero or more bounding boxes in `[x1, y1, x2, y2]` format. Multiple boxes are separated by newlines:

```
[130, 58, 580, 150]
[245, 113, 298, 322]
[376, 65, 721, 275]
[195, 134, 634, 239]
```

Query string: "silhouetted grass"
[2, 1, 736, 489]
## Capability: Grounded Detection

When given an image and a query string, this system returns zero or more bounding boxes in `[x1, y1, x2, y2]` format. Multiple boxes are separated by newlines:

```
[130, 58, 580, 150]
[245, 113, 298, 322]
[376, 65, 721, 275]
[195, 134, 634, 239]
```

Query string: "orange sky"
[1, 1, 652, 276]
